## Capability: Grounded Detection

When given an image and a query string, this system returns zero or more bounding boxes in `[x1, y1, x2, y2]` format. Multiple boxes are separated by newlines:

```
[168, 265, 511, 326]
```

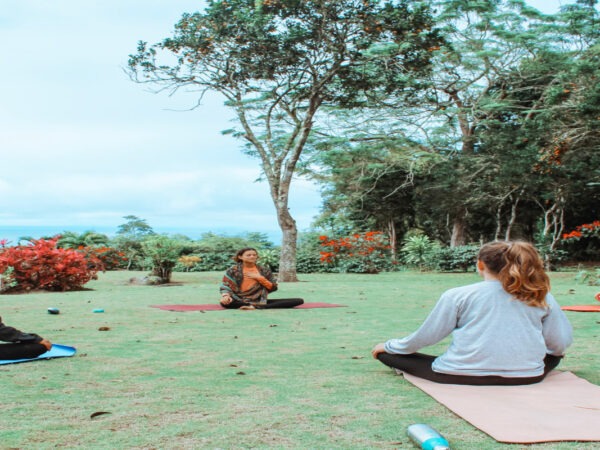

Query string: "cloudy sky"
[0, 0, 565, 242]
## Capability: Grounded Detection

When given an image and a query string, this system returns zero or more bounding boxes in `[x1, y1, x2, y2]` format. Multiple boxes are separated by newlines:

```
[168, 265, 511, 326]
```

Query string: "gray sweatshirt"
[384, 280, 573, 377]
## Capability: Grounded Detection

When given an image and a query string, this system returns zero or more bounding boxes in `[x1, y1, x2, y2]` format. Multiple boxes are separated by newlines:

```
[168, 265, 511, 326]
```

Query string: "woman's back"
[434, 280, 568, 376]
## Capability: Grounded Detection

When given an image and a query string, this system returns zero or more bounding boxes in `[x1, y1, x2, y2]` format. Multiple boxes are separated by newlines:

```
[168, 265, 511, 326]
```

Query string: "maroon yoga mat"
[150, 302, 346, 311]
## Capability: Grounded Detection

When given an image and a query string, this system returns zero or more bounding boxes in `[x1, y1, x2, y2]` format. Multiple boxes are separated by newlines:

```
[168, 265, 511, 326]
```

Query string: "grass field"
[1, 270, 598, 449]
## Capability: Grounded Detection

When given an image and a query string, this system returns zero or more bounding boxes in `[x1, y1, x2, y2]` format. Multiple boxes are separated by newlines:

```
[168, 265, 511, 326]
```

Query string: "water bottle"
[407, 423, 450, 450]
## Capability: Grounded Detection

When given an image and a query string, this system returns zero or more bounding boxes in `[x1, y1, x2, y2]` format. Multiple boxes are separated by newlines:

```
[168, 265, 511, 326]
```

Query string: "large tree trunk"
[276, 205, 298, 282]
[504, 191, 523, 241]
[450, 211, 467, 247]
[386, 218, 397, 261]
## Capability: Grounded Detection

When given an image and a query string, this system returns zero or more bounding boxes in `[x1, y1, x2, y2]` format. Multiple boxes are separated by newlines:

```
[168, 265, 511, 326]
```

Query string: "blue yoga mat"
[0, 344, 76, 365]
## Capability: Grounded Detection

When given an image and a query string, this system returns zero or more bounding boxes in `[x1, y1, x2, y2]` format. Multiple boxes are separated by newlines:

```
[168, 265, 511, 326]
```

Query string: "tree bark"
[450, 216, 467, 247]
[450, 213, 467, 247]
[276, 204, 298, 282]
[386, 218, 397, 261]
[504, 190, 523, 241]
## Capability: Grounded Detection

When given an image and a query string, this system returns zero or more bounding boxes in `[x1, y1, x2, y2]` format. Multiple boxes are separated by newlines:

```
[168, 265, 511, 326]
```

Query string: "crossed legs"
[376, 352, 563, 385]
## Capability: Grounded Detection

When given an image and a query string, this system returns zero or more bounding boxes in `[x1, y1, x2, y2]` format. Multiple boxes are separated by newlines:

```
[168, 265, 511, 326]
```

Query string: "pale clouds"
[0, 0, 563, 240]
[0, 0, 321, 239]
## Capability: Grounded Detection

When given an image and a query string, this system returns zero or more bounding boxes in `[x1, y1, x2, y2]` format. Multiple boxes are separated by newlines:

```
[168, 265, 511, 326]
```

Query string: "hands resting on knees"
[371, 343, 386, 359]
[220, 293, 233, 306]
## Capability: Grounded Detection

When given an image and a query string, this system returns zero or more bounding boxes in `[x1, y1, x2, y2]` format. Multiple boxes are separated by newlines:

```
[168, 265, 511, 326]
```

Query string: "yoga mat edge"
[0, 344, 77, 365]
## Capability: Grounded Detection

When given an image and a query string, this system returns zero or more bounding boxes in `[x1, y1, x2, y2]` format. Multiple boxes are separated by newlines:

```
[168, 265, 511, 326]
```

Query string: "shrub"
[430, 245, 479, 272]
[176, 255, 203, 272]
[0, 238, 104, 292]
[574, 268, 600, 286]
[296, 248, 331, 273]
[560, 220, 600, 263]
[192, 252, 233, 271]
[84, 246, 128, 270]
[257, 248, 280, 272]
[400, 235, 441, 270]
[140, 236, 186, 283]
[319, 231, 392, 274]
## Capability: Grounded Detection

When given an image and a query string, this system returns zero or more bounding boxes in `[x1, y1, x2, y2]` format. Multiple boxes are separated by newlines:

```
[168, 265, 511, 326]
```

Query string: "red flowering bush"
[319, 231, 392, 273]
[0, 238, 104, 293]
[82, 246, 127, 270]
[562, 221, 600, 241]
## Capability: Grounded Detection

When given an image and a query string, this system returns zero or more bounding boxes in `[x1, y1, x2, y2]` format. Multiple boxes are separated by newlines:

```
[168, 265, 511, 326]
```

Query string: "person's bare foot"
[239, 305, 255, 310]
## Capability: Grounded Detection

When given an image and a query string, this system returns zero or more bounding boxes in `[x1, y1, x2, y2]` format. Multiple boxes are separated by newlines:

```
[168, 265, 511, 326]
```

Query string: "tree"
[113, 215, 155, 270]
[141, 235, 186, 283]
[116, 215, 155, 239]
[57, 230, 110, 249]
[314, 136, 434, 258]
[309, 0, 559, 247]
[128, 0, 441, 281]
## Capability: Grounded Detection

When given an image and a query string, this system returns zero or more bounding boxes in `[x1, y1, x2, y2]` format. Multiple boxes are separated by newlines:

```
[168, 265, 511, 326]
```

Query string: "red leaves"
[319, 231, 390, 267]
[0, 238, 105, 293]
[562, 221, 600, 241]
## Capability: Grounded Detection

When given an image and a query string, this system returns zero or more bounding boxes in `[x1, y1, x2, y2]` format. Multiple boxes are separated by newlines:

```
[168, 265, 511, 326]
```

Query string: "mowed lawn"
[1, 270, 598, 449]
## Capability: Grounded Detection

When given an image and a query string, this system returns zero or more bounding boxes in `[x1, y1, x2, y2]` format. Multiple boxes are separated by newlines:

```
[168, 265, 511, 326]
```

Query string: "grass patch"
[1, 270, 598, 449]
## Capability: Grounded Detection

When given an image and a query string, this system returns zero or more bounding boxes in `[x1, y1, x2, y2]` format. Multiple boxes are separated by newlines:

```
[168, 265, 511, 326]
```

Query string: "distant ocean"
[0, 225, 282, 245]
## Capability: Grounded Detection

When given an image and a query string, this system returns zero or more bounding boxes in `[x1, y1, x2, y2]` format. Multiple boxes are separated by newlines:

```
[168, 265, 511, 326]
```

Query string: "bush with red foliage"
[319, 231, 392, 273]
[0, 238, 104, 293]
[80, 246, 127, 270]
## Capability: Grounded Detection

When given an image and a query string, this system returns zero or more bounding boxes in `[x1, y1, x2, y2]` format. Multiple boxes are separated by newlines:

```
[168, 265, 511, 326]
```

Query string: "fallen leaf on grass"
[351, 356, 364, 359]
[236, 371, 246, 375]
[98, 327, 110, 331]
[90, 411, 112, 419]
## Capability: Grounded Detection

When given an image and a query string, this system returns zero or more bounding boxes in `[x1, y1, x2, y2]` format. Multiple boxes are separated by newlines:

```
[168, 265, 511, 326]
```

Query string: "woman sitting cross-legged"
[372, 240, 573, 385]
[0, 316, 52, 360]
[219, 247, 304, 310]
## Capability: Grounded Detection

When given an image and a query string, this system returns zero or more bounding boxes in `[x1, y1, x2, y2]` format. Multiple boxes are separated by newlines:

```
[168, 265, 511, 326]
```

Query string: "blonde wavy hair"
[478, 241, 550, 307]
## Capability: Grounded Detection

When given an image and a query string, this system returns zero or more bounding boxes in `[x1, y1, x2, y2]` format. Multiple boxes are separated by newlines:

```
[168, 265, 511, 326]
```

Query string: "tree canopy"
[311, 0, 600, 263]
[128, 0, 442, 280]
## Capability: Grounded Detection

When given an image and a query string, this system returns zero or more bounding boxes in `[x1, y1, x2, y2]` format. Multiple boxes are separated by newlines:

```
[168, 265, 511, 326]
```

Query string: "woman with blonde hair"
[372, 241, 573, 385]
[219, 247, 304, 310]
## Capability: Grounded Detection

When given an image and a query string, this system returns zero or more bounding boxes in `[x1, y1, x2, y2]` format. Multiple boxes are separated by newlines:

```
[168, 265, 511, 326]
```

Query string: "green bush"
[400, 235, 441, 270]
[257, 248, 280, 272]
[430, 245, 479, 272]
[141, 235, 186, 283]
[296, 249, 330, 273]
[574, 268, 600, 286]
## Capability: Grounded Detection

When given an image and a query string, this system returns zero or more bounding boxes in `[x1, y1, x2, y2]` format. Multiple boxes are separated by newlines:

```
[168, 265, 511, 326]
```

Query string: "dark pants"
[0, 343, 48, 360]
[222, 298, 304, 309]
[377, 352, 563, 385]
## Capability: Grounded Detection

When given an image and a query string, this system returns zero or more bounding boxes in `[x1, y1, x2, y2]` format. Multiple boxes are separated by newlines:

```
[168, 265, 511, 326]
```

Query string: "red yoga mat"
[150, 302, 346, 311]
[561, 305, 600, 312]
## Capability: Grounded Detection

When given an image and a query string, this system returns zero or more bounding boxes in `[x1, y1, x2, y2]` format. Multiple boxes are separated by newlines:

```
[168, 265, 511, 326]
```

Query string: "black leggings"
[222, 298, 304, 309]
[0, 343, 48, 361]
[377, 352, 563, 385]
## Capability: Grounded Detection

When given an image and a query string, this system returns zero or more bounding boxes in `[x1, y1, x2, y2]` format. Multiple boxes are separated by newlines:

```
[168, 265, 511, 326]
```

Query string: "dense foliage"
[319, 231, 394, 273]
[311, 0, 600, 265]
[0, 239, 104, 293]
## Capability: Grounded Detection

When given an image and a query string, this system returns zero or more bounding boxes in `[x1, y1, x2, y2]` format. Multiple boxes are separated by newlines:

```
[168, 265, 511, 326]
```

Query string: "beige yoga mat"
[401, 371, 600, 444]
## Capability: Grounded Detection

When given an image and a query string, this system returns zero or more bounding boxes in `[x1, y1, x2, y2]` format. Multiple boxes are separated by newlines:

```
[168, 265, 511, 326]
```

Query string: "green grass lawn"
[1, 270, 598, 449]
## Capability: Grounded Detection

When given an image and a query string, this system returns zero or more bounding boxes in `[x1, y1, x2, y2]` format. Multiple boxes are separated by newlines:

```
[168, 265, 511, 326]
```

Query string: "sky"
[0, 0, 566, 242]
